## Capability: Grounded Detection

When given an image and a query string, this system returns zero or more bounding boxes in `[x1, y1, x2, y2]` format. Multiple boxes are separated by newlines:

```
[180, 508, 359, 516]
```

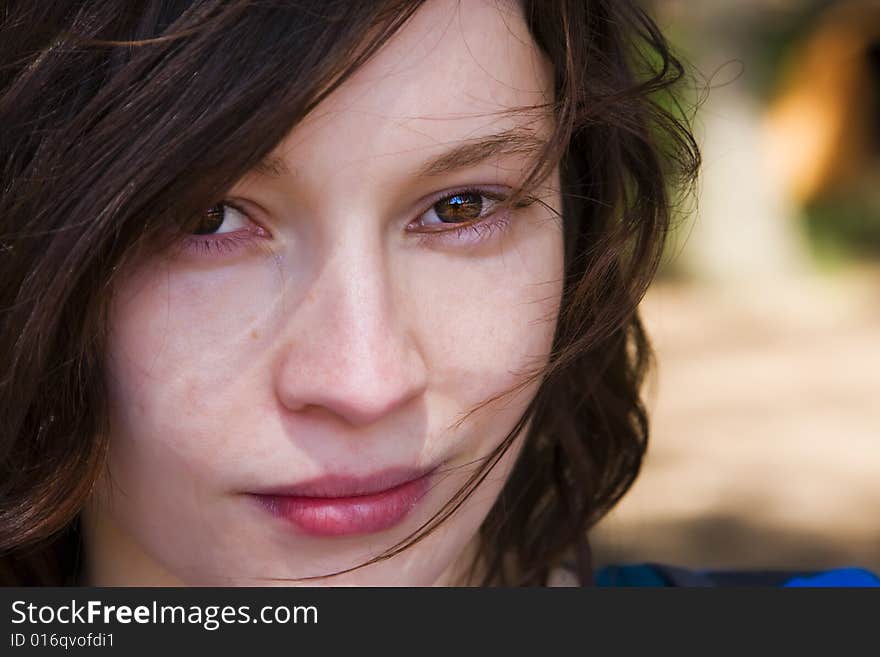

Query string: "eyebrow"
[417, 127, 547, 177]
[252, 155, 292, 179]
[249, 127, 547, 181]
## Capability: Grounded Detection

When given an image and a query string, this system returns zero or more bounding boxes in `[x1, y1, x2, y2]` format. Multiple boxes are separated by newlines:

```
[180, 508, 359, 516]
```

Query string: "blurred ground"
[591, 266, 880, 572]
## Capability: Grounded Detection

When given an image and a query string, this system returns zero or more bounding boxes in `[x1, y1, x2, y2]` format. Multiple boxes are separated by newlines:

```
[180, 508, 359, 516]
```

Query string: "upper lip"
[250, 465, 438, 499]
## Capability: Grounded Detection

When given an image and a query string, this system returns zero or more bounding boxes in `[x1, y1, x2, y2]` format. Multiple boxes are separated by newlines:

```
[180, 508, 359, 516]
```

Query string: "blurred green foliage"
[804, 184, 880, 266]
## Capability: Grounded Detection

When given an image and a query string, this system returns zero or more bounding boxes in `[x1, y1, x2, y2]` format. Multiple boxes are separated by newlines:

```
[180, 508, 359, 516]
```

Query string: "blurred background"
[591, 0, 880, 573]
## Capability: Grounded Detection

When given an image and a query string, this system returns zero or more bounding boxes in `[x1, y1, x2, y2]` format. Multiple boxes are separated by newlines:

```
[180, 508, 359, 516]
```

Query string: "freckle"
[250, 329, 259, 340]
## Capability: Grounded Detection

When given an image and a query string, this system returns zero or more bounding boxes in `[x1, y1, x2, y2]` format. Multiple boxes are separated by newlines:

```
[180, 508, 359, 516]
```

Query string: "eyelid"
[221, 198, 268, 228]
[408, 185, 511, 228]
[204, 202, 249, 235]
[175, 199, 271, 258]
[209, 199, 273, 239]
[405, 184, 526, 249]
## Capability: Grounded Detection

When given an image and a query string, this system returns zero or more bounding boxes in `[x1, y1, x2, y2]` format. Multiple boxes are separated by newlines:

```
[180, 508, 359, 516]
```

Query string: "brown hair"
[0, 0, 698, 586]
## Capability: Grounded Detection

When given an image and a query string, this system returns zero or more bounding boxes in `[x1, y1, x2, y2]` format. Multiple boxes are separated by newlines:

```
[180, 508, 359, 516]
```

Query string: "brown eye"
[193, 205, 224, 234]
[433, 192, 484, 223]
[192, 203, 248, 235]
[413, 189, 506, 234]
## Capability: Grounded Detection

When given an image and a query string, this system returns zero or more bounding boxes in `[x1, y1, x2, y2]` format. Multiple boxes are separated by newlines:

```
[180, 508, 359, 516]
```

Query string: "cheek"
[103, 259, 282, 480]
[407, 213, 564, 412]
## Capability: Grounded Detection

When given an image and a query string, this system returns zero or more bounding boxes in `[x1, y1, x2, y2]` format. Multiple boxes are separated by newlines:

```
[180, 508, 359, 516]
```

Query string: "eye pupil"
[435, 192, 483, 223]
[193, 205, 225, 235]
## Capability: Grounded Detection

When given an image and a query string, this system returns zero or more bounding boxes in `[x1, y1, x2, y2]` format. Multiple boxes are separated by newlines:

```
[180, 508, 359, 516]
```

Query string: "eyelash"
[177, 186, 524, 258]
[178, 229, 261, 257]
[408, 186, 517, 248]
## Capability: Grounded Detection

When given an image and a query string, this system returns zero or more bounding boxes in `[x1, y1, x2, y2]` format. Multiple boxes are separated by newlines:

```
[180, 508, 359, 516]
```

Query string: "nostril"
[282, 385, 421, 428]
[274, 343, 428, 428]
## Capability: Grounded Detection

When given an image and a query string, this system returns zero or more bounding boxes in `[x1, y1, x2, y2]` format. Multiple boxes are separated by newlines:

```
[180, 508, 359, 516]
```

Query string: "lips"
[249, 467, 436, 537]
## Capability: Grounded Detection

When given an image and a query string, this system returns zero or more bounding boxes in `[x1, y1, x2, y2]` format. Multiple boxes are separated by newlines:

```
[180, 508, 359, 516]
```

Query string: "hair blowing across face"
[0, 0, 699, 586]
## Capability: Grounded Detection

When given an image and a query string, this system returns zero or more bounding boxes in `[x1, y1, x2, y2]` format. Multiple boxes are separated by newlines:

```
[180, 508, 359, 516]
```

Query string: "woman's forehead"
[252, 0, 554, 184]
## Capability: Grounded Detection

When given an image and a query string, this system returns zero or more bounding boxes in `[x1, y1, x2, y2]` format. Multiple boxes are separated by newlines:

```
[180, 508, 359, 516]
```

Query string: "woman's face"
[83, 0, 564, 585]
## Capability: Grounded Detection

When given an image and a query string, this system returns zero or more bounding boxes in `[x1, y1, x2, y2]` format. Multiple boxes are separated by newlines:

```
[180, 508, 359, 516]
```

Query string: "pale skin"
[81, 0, 565, 586]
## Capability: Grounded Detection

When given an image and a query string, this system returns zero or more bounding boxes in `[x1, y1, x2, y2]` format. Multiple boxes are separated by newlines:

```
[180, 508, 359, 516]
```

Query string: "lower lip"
[250, 474, 433, 537]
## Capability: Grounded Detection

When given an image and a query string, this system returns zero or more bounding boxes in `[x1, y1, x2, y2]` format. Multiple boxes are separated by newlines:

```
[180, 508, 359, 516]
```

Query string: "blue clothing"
[783, 568, 880, 587]
[595, 563, 880, 587]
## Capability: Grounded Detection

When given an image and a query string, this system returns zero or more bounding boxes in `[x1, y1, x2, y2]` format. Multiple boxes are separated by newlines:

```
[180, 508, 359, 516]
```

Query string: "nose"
[273, 239, 429, 428]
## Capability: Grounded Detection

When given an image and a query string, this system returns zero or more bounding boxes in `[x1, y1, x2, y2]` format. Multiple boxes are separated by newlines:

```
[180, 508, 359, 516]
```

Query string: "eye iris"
[435, 193, 483, 223]
[193, 205, 225, 235]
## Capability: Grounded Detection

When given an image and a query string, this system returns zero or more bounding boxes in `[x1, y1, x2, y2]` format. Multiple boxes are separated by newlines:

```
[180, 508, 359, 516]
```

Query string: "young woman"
[0, 0, 698, 586]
